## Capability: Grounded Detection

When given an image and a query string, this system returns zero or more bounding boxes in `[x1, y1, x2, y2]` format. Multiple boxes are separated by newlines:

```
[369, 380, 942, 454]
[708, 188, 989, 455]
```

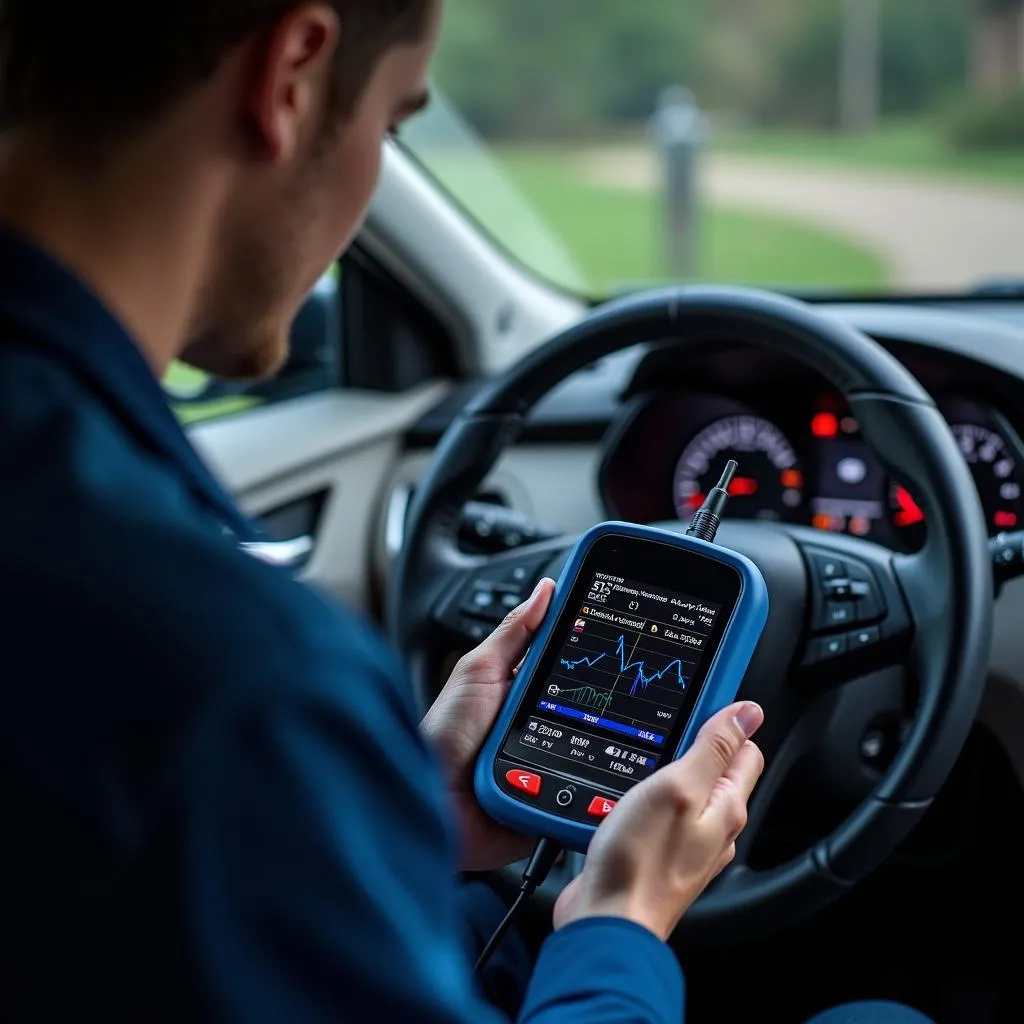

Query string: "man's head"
[0, 1, 441, 378]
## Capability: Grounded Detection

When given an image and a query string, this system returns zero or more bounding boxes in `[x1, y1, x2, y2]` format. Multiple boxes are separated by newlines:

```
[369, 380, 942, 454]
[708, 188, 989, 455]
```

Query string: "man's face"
[182, 1, 441, 380]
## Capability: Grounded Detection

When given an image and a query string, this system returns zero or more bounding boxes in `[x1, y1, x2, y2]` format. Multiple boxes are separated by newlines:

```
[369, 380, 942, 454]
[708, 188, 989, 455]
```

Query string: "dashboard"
[597, 346, 1024, 554]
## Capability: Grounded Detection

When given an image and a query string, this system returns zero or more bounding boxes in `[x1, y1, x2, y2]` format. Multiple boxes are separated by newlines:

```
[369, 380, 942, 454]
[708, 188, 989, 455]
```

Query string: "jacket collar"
[0, 223, 261, 541]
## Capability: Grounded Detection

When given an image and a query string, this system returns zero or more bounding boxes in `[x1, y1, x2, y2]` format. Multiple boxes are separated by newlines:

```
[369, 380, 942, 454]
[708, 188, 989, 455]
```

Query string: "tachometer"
[674, 415, 804, 522]
[890, 422, 1022, 544]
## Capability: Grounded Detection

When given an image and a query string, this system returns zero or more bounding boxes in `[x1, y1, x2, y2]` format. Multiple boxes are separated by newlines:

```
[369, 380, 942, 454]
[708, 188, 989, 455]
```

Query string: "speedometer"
[890, 422, 1022, 545]
[674, 415, 804, 522]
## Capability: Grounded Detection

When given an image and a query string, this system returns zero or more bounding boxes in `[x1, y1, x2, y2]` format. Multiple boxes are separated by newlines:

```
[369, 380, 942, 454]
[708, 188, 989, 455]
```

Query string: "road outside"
[582, 146, 1024, 291]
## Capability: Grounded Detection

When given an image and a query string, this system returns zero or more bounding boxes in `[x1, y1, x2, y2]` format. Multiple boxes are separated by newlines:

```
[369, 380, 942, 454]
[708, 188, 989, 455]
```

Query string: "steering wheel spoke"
[432, 539, 573, 647]
[791, 533, 914, 687]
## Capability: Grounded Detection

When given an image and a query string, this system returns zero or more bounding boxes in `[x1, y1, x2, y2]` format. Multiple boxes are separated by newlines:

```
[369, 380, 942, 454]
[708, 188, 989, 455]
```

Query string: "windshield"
[402, 0, 1024, 298]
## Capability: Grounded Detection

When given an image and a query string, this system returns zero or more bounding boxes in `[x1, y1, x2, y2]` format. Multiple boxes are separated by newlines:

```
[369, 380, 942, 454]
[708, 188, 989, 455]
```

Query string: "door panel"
[190, 382, 449, 612]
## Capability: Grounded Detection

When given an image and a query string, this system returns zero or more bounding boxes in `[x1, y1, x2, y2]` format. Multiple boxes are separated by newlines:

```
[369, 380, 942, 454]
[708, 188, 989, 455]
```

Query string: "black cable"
[474, 838, 563, 975]
[473, 888, 530, 976]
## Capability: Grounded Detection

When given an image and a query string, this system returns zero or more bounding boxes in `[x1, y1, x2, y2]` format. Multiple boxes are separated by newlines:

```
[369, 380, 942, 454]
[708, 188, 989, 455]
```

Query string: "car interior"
[175, 16, 1024, 1019]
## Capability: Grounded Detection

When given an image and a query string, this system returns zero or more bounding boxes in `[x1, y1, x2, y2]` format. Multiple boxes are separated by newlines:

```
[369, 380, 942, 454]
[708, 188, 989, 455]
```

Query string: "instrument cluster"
[600, 390, 1023, 553]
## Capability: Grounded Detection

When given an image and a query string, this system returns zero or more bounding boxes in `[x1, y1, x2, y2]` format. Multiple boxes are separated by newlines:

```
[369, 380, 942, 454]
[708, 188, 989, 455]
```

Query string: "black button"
[812, 554, 846, 580]
[460, 586, 503, 621]
[849, 625, 880, 650]
[847, 580, 885, 622]
[825, 602, 855, 629]
[821, 634, 848, 659]
[845, 564, 886, 623]
[994, 541, 1017, 567]
[824, 578, 855, 599]
[803, 634, 847, 666]
[856, 594, 884, 623]
[461, 619, 491, 642]
[497, 557, 547, 587]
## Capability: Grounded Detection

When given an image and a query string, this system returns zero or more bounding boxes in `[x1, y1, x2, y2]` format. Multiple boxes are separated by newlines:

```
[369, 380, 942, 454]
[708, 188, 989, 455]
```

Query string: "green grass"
[163, 361, 263, 425]
[715, 119, 1024, 187]
[163, 361, 210, 399]
[417, 146, 888, 294]
[172, 395, 262, 425]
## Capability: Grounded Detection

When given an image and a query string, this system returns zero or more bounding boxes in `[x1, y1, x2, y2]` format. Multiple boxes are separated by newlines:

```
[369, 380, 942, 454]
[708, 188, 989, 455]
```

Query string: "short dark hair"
[0, 1, 430, 144]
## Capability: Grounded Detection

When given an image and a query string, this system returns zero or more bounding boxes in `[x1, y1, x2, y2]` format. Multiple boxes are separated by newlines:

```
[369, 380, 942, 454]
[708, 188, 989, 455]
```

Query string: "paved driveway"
[583, 147, 1024, 291]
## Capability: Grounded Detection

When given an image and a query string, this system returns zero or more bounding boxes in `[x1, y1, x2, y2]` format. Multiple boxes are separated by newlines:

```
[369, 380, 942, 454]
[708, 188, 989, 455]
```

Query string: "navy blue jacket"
[0, 227, 683, 1023]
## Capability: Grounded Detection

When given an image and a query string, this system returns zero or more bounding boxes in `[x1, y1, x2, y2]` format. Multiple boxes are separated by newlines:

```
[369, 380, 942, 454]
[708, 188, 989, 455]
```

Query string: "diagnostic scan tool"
[474, 462, 770, 851]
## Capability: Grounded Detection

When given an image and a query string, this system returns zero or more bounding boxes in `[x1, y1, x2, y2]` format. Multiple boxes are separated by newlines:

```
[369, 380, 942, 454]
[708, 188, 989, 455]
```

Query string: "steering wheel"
[388, 286, 993, 944]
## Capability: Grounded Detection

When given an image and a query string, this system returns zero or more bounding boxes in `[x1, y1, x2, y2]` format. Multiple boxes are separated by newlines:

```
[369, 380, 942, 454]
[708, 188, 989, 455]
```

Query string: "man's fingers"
[700, 740, 764, 839]
[673, 702, 764, 802]
[722, 740, 765, 804]
[468, 578, 555, 673]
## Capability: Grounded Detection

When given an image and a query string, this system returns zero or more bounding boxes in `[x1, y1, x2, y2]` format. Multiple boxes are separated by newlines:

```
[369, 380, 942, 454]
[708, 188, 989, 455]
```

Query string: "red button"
[587, 796, 617, 818]
[506, 769, 542, 796]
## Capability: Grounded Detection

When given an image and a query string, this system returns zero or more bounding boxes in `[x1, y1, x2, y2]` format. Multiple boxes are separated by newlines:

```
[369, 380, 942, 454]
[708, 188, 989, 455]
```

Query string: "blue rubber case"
[473, 521, 770, 852]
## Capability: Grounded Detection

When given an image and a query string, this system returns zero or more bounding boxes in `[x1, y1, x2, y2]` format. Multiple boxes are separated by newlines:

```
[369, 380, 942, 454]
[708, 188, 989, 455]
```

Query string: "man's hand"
[553, 701, 765, 940]
[422, 578, 557, 872]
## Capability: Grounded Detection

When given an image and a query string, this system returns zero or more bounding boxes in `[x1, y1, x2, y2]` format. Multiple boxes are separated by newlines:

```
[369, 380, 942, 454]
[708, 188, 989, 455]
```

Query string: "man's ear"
[245, 3, 341, 161]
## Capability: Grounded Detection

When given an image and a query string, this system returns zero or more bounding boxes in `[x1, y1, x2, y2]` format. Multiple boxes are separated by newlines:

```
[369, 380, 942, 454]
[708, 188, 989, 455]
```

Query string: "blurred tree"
[433, 0, 701, 137]
[430, 0, 971, 137]
[756, 0, 970, 127]
[882, 0, 971, 114]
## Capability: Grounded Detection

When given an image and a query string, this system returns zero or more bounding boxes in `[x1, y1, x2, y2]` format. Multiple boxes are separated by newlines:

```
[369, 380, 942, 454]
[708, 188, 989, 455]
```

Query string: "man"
[0, 2, 935, 1022]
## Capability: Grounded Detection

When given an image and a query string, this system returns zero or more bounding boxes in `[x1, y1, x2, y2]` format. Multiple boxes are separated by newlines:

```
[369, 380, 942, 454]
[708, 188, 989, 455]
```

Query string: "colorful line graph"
[559, 635, 687, 697]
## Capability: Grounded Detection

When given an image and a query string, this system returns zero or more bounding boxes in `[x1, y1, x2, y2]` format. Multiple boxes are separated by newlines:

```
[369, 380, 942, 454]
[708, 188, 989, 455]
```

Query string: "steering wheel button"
[825, 602, 854, 627]
[460, 597, 501, 622]
[854, 587, 886, 622]
[462, 619, 491, 642]
[505, 769, 542, 796]
[824, 578, 855, 599]
[850, 626, 880, 649]
[823, 635, 847, 658]
[812, 555, 846, 580]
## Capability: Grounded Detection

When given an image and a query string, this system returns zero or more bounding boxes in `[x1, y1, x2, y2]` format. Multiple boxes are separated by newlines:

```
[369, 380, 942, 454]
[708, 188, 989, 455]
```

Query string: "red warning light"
[811, 413, 839, 439]
[728, 477, 758, 498]
[995, 511, 1019, 530]
[688, 493, 705, 511]
[893, 487, 925, 528]
[781, 469, 803, 489]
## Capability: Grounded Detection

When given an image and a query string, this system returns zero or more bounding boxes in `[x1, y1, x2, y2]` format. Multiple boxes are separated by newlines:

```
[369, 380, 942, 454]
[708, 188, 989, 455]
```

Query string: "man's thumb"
[675, 702, 764, 799]
[477, 577, 555, 668]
